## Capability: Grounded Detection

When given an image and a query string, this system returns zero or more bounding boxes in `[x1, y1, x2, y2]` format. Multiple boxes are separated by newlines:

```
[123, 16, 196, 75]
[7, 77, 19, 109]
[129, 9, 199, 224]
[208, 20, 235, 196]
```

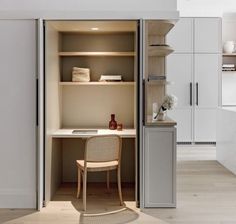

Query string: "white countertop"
[221, 106, 236, 112]
[52, 128, 136, 138]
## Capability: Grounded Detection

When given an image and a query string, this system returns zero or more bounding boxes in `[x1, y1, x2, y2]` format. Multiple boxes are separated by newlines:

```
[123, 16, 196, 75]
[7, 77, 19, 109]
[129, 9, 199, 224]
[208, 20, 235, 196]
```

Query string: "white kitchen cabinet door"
[194, 54, 220, 108]
[167, 54, 193, 107]
[194, 108, 217, 142]
[168, 109, 193, 142]
[194, 18, 221, 53]
[166, 18, 193, 53]
[144, 127, 176, 207]
[0, 20, 36, 208]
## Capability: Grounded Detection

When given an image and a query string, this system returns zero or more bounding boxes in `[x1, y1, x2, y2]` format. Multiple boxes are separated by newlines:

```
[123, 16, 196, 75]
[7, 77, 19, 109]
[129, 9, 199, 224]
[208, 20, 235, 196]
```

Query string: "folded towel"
[72, 67, 90, 82]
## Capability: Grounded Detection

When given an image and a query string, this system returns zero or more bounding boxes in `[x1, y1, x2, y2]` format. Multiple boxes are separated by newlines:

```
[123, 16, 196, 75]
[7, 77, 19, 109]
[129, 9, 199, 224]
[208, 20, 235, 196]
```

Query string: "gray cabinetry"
[144, 127, 176, 207]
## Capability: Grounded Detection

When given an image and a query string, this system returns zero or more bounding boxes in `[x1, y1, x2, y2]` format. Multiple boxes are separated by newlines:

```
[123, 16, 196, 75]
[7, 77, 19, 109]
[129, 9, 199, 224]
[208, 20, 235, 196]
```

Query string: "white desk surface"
[52, 128, 136, 138]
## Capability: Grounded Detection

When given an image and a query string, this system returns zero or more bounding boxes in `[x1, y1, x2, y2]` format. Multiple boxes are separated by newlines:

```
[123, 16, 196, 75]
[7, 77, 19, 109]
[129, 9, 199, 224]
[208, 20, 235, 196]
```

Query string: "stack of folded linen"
[222, 64, 236, 71]
[72, 67, 90, 82]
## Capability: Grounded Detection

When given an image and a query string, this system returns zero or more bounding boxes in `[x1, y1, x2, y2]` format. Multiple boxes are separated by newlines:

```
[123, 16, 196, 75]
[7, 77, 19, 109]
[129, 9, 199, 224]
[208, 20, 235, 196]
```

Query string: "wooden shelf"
[148, 20, 176, 36]
[59, 52, 135, 57]
[148, 46, 174, 57]
[223, 53, 236, 57]
[59, 81, 135, 86]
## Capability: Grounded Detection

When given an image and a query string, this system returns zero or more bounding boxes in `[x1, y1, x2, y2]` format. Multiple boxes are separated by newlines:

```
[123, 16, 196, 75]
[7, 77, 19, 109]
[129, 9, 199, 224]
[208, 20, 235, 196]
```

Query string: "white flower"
[161, 94, 178, 111]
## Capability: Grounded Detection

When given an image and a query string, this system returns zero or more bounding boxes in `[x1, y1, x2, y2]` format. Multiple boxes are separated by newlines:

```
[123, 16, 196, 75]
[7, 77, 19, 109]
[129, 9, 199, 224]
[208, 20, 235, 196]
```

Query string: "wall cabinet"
[144, 127, 176, 207]
[167, 18, 193, 53]
[194, 18, 221, 53]
[166, 17, 221, 142]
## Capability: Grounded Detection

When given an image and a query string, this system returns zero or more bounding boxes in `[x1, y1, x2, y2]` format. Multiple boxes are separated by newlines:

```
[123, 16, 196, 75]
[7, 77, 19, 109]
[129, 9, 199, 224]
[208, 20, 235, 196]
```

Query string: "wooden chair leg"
[77, 168, 81, 198]
[107, 170, 110, 190]
[83, 170, 87, 211]
[117, 166, 123, 206]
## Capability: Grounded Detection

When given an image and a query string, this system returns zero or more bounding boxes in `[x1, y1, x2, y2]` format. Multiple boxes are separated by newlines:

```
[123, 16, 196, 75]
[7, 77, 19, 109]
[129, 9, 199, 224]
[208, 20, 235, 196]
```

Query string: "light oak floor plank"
[2, 145, 236, 224]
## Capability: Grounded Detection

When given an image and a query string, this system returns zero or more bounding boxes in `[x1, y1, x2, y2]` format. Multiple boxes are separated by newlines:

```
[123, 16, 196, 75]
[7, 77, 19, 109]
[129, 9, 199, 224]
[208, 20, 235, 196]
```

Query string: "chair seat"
[76, 160, 118, 172]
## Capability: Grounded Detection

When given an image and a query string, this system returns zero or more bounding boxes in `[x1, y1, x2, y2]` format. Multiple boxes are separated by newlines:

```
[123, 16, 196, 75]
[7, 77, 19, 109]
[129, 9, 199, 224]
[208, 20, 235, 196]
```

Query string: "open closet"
[44, 20, 139, 207]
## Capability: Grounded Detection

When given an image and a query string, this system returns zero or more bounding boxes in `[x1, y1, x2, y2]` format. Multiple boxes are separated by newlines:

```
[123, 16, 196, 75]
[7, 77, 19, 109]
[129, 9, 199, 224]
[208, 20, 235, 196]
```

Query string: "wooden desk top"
[52, 129, 136, 138]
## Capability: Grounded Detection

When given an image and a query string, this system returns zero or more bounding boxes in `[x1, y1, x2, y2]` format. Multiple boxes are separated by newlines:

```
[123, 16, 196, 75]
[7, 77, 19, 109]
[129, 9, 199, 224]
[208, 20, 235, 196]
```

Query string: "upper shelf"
[223, 53, 236, 57]
[59, 52, 135, 57]
[59, 81, 135, 86]
[147, 20, 175, 36]
[148, 46, 174, 57]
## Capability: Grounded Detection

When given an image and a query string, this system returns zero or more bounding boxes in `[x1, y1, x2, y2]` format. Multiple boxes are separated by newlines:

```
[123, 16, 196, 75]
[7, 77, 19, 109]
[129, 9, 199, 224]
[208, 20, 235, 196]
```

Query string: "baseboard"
[0, 189, 36, 209]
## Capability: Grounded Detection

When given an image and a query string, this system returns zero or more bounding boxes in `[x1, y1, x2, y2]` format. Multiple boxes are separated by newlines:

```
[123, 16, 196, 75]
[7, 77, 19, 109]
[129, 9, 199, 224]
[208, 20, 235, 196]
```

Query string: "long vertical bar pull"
[196, 82, 199, 106]
[190, 82, 192, 106]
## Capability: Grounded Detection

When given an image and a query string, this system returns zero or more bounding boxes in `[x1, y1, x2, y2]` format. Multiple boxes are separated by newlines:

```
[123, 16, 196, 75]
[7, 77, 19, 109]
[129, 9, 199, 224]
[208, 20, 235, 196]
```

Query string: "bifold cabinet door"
[166, 18, 193, 53]
[0, 20, 36, 208]
[194, 18, 221, 53]
[144, 127, 176, 207]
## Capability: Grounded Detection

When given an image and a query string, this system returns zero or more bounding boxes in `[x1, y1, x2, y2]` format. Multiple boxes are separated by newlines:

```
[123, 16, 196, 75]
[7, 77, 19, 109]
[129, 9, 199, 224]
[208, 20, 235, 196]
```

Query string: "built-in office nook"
[44, 20, 138, 209]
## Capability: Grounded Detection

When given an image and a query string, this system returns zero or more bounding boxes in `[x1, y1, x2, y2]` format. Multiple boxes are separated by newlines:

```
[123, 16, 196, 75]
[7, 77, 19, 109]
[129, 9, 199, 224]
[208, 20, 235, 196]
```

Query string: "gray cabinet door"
[0, 20, 36, 208]
[144, 127, 176, 207]
[166, 18, 193, 53]
[194, 18, 221, 53]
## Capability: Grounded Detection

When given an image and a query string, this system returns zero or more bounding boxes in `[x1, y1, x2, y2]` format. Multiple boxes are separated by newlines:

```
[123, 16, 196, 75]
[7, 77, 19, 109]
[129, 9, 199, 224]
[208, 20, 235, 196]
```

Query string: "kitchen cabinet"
[194, 18, 221, 53]
[194, 54, 220, 108]
[166, 17, 221, 143]
[167, 18, 193, 53]
[144, 127, 176, 207]
[195, 108, 217, 142]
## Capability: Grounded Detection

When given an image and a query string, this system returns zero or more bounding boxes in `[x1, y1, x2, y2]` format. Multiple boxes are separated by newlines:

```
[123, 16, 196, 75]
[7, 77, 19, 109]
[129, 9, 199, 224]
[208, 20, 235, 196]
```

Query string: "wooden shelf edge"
[148, 46, 174, 57]
[223, 53, 236, 57]
[59, 51, 136, 57]
[59, 81, 135, 86]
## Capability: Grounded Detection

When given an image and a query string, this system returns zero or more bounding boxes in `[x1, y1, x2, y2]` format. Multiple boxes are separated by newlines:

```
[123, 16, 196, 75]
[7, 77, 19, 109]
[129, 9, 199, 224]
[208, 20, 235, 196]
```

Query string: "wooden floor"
[2, 145, 236, 224]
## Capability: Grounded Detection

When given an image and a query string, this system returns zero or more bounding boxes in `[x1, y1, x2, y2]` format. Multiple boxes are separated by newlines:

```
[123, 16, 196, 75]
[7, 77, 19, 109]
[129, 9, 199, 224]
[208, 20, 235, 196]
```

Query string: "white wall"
[178, 0, 236, 17]
[0, 0, 176, 11]
[0, 0, 178, 20]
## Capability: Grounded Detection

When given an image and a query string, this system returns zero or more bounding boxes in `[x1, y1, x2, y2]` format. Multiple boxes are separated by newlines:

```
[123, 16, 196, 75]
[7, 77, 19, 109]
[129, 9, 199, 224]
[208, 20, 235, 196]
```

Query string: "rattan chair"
[76, 135, 123, 211]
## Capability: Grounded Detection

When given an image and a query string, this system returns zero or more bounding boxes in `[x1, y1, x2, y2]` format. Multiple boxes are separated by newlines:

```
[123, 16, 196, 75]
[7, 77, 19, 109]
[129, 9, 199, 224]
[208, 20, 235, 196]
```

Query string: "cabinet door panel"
[194, 54, 220, 108]
[144, 127, 176, 207]
[168, 108, 193, 142]
[0, 20, 36, 208]
[194, 108, 217, 142]
[194, 18, 221, 53]
[167, 18, 193, 53]
[167, 54, 193, 107]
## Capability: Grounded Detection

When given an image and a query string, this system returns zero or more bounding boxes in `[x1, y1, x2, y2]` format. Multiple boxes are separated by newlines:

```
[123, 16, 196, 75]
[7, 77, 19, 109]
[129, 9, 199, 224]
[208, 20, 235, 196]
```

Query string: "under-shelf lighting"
[91, 27, 99, 31]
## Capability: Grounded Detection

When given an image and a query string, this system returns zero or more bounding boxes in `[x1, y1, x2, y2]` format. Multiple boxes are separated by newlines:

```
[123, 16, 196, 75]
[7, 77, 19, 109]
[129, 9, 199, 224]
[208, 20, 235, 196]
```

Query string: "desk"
[52, 128, 136, 138]
[48, 128, 136, 195]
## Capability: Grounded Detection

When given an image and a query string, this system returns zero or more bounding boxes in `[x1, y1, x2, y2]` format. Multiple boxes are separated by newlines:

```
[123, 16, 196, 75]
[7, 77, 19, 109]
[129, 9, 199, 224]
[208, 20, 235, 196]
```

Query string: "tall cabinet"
[166, 17, 221, 142]
[143, 20, 177, 208]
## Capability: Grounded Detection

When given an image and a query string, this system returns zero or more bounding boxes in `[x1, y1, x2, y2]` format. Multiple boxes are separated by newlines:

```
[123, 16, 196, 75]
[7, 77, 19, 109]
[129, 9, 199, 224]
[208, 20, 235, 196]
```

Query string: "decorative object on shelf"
[223, 41, 235, 53]
[148, 75, 166, 82]
[109, 114, 117, 130]
[117, 123, 123, 131]
[152, 102, 158, 121]
[99, 75, 122, 82]
[154, 94, 177, 121]
[222, 64, 236, 71]
[72, 67, 90, 82]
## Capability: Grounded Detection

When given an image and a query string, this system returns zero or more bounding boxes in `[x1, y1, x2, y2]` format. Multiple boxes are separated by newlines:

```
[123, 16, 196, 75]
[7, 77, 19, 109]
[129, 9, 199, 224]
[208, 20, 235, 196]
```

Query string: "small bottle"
[109, 114, 117, 130]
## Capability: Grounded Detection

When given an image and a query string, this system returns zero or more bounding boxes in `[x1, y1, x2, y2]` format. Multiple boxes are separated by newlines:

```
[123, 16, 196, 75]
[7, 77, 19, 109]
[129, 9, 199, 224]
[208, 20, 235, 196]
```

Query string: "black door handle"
[190, 82, 192, 106]
[196, 82, 199, 106]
